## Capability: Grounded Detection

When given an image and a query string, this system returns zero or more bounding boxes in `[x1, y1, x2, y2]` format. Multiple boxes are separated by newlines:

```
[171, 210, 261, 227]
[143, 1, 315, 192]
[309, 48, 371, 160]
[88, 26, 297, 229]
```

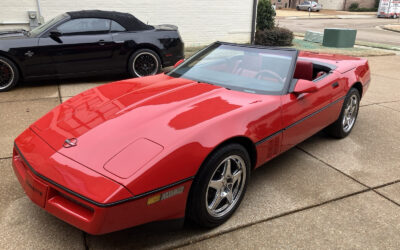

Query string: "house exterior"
[271, 0, 375, 10]
[0, 0, 254, 47]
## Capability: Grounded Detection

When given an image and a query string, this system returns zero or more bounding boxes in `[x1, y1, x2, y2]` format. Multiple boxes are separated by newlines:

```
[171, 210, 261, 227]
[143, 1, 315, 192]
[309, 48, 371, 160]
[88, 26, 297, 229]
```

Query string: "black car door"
[39, 18, 116, 76]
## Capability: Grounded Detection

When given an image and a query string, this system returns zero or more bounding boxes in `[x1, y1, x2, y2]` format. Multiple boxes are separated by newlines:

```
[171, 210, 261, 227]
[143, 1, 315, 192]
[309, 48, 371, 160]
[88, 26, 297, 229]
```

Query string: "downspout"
[251, 0, 258, 44]
[36, 0, 43, 24]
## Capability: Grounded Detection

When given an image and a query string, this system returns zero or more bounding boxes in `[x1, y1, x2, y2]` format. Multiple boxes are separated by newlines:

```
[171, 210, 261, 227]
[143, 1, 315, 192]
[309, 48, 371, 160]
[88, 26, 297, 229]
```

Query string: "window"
[30, 13, 68, 37]
[110, 21, 125, 32]
[169, 43, 297, 95]
[57, 18, 110, 34]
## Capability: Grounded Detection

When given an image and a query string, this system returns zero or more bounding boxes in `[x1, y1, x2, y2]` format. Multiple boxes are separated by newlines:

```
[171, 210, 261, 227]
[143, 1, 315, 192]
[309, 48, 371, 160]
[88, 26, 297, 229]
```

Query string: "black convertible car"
[0, 10, 184, 91]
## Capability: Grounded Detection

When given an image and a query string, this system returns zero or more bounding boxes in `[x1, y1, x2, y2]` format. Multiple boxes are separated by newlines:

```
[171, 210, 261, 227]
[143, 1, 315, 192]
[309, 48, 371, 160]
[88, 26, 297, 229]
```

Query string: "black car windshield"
[29, 13, 68, 37]
[168, 43, 297, 95]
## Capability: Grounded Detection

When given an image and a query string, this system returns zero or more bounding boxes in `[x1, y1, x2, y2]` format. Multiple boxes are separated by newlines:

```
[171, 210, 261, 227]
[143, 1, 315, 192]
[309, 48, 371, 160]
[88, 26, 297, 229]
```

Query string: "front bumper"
[12, 139, 191, 235]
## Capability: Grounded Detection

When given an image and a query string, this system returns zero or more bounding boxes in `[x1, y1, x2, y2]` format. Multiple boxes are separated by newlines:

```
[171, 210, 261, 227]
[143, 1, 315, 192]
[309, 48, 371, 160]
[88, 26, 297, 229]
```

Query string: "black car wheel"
[128, 49, 161, 78]
[297, 6, 300, 10]
[325, 88, 360, 138]
[187, 144, 250, 228]
[0, 56, 19, 92]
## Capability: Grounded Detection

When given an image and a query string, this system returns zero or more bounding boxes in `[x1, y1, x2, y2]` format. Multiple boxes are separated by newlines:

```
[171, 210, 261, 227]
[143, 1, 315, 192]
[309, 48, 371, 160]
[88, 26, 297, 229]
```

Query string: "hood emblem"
[63, 138, 78, 148]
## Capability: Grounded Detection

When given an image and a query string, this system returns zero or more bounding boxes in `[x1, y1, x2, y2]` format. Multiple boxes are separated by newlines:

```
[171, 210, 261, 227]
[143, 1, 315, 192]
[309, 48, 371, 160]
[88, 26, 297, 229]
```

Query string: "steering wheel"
[255, 70, 284, 84]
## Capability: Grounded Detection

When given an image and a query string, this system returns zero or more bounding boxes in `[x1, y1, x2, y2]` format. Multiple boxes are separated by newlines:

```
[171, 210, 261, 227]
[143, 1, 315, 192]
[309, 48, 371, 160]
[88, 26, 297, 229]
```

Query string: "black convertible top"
[66, 10, 153, 31]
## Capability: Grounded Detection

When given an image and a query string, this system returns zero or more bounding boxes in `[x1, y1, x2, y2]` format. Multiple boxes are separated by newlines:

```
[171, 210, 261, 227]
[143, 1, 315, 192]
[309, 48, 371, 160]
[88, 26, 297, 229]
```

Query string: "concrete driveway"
[1, 55, 400, 249]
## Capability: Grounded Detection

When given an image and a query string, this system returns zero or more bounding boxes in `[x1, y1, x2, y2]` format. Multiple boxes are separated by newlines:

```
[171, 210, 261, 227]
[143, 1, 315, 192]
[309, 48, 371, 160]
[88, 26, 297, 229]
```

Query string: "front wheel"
[128, 49, 161, 78]
[0, 56, 19, 92]
[187, 144, 250, 228]
[325, 88, 360, 138]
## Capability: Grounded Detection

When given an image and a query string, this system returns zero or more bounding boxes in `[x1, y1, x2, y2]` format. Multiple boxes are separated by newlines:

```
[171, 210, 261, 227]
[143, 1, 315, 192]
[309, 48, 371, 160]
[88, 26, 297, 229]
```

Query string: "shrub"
[257, 0, 275, 30]
[375, 0, 380, 9]
[255, 27, 293, 46]
[349, 3, 359, 11]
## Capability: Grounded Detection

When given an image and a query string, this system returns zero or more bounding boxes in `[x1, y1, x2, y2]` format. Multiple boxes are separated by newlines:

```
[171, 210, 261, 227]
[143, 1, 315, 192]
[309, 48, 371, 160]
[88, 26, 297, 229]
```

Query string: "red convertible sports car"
[12, 42, 370, 235]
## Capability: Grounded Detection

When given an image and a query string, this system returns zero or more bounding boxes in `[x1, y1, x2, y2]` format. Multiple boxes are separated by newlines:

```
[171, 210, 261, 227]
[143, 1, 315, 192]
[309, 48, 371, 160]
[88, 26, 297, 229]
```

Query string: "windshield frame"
[168, 42, 299, 95]
[29, 13, 70, 37]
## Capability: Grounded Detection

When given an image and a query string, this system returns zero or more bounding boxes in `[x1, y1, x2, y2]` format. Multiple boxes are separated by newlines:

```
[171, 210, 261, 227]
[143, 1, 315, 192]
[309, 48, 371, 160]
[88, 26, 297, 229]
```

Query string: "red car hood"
[31, 74, 254, 181]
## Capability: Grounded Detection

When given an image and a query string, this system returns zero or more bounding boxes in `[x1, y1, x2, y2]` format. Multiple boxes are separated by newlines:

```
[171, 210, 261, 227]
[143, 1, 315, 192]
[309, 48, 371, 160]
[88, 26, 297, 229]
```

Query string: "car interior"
[293, 60, 332, 81]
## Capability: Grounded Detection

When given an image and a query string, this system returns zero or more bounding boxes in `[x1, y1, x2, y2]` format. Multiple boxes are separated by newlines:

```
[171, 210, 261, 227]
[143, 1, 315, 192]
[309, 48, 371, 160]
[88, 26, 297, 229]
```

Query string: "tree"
[256, 0, 275, 30]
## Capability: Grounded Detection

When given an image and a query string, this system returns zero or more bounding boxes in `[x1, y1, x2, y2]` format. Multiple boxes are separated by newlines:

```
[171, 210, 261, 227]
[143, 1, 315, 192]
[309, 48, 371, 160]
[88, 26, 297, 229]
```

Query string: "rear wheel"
[128, 49, 161, 78]
[0, 56, 19, 92]
[308, 7, 312, 12]
[325, 88, 360, 138]
[297, 6, 300, 10]
[187, 144, 250, 228]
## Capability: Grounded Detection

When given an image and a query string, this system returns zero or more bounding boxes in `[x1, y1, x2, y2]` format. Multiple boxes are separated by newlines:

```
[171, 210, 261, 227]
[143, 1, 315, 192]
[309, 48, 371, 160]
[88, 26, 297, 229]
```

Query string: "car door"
[39, 18, 115, 75]
[280, 70, 341, 152]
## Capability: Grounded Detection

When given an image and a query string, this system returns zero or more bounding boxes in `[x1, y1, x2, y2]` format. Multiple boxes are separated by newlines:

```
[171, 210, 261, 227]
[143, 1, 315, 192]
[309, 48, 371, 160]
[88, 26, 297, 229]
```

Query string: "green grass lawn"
[184, 38, 396, 59]
[290, 38, 395, 57]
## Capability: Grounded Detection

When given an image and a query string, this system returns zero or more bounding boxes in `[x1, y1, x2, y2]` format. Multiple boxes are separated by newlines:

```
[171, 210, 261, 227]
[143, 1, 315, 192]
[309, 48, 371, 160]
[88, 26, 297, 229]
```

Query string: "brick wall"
[0, 0, 253, 47]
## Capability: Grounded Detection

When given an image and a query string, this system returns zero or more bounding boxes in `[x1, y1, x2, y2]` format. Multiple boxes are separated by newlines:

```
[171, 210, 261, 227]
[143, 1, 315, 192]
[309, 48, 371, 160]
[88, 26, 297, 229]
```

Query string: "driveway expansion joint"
[377, 104, 400, 113]
[372, 189, 400, 207]
[297, 146, 400, 207]
[173, 189, 372, 249]
[0, 97, 60, 104]
[0, 156, 12, 161]
[82, 232, 89, 250]
[360, 100, 400, 107]
[57, 82, 62, 104]
[296, 146, 370, 188]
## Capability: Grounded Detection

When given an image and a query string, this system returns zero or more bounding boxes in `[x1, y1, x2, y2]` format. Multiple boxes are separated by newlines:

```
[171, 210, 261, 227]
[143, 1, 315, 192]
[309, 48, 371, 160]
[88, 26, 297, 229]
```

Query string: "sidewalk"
[381, 24, 400, 33]
[276, 9, 376, 19]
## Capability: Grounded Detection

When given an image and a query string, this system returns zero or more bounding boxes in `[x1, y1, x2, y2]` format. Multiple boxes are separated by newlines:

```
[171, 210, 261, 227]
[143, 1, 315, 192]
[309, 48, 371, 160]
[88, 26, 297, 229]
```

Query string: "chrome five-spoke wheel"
[325, 87, 360, 138]
[206, 155, 246, 218]
[342, 94, 358, 133]
[188, 144, 250, 228]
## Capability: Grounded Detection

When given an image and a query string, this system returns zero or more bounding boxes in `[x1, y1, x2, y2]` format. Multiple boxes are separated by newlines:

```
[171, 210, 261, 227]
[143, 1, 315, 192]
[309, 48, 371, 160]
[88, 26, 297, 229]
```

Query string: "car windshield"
[168, 43, 297, 95]
[29, 13, 68, 37]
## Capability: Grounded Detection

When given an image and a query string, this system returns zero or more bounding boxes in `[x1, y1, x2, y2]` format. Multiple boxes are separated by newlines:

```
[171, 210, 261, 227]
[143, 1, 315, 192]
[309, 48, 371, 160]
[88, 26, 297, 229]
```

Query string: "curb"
[381, 26, 400, 33]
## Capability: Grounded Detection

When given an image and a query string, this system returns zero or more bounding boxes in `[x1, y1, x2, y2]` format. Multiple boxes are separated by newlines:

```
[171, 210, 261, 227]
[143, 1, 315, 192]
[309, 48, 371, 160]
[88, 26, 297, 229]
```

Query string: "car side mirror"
[174, 59, 184, 68]
[293, 79, 317, 94]
[50, 31, 62, 38]
[49, 31, 63, 43]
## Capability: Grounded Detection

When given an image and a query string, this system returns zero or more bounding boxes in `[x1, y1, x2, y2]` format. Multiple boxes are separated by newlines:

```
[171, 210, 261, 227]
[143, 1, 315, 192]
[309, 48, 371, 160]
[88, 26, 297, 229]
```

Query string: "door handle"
[98, 40, 106, 46]
[332, 82, 339, 88]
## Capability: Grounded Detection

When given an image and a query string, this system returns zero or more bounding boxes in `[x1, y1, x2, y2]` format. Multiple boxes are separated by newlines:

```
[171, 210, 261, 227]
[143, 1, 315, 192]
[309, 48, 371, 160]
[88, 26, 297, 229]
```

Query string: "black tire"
[128, 49, 161, 78]
[308, 7, 312, 12]
[297, 6, 300, 10]
[0, 56, 19, 92]
[325, 88, 360, 138]
[187, 144, 251, 228]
